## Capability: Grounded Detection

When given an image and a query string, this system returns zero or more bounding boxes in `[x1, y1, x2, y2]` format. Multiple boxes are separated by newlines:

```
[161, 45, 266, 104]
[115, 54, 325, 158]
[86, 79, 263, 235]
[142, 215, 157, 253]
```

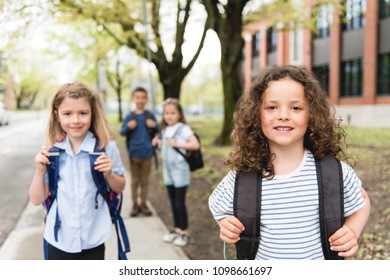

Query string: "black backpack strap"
[234, 170, 262, 260]
[315, 155, 345, 260]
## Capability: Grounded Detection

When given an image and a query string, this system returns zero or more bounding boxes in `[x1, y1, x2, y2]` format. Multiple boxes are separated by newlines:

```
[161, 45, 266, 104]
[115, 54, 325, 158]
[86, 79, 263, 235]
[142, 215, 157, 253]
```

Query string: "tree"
[105, 46, 135, 122]
[201, 0, 249, 145]
[201, 0, 343, 145]
[55, 0, 210, 101]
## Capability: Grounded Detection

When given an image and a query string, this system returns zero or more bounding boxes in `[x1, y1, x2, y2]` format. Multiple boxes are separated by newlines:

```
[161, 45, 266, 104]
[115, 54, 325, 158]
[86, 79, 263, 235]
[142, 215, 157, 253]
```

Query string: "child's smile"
[260, 78, 309, 151]
[57, 97, 92, 144]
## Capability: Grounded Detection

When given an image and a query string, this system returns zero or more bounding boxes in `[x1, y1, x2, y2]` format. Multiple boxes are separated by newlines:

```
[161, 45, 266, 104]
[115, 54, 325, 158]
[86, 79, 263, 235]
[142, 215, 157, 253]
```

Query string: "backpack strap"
[88, 141, 108, 209]
[315, 155, 345, 260]
[233, 155, 344, 260]
[172, 124, 189, 161]
[88, 139, 131, 260]
[233, 170, 262, 260]
[44, 147, 62, 260]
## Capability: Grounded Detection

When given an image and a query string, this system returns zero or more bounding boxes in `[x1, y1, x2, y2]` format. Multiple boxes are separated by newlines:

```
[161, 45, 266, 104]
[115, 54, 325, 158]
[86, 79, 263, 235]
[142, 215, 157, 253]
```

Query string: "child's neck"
[169, 122, 179, 127]
[68, 136, 86, 155]
[134, 107, 145, 114]
[271, 146, 306, 176]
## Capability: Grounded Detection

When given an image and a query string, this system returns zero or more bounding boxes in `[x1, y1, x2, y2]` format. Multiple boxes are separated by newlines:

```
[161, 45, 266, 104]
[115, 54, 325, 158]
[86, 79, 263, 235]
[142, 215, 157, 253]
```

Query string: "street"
[0, 110, 48, 248]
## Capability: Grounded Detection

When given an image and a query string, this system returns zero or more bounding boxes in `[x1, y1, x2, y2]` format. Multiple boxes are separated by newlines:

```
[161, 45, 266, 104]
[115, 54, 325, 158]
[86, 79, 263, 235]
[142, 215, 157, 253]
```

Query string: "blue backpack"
[43, 140, 130, 260]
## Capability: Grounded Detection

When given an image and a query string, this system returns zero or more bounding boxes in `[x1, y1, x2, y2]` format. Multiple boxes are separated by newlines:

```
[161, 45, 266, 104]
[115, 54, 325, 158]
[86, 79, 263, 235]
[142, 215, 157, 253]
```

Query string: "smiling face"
[260, 78, 309, 153]
[56, 97, 92, 144]
[163, 103, 181, 126]
[132, 90, 148, 110]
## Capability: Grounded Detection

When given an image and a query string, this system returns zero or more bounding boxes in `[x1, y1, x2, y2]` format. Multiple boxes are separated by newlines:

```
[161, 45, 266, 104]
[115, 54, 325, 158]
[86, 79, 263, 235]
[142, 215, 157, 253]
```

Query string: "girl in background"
[152, 98, 199, 247]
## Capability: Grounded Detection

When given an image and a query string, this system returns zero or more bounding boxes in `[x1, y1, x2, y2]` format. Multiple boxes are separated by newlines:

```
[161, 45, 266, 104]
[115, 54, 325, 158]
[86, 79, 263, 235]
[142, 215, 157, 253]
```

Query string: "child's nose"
[278, 107, 290, 120]
[72, 115, 80, 123]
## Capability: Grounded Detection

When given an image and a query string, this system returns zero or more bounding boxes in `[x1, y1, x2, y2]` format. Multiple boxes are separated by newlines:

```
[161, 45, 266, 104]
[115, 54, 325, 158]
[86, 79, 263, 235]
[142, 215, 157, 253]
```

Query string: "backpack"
[233, 155, 344, 260]
[125, 110, 157, 150]
[43, 140, 131, 260]
[172, 125, 204, 172]
[125, 110, 159, 169]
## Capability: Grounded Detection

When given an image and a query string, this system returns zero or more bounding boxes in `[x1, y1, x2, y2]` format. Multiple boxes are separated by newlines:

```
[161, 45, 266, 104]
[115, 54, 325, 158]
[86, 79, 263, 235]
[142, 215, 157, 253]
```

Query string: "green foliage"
[245, 0, 344, 32]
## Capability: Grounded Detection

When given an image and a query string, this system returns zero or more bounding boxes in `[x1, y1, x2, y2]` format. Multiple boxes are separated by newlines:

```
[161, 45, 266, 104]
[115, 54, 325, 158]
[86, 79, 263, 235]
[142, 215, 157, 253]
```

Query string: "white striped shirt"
[209, 150, 366, 260]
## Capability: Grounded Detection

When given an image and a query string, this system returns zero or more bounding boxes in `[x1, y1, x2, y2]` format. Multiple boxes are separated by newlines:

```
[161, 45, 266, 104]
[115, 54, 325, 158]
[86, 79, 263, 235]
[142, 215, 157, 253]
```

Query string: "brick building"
[241, 0, 390, 120]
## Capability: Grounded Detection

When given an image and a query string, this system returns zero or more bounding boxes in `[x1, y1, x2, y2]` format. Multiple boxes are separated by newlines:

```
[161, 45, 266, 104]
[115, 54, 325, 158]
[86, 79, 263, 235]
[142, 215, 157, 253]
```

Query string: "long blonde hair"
[47, 82, 113, 149]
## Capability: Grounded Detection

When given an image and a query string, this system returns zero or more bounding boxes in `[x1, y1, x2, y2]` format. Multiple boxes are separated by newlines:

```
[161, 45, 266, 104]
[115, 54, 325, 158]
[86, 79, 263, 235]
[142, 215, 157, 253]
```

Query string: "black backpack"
[172, 124, 204, 172]
[174, 133, 204, 171]
[234, 155, 344, 260]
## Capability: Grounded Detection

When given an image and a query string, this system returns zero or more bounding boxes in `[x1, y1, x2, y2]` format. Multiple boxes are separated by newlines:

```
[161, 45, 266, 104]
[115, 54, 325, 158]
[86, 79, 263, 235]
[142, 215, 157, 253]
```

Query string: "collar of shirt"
[54, 131, 96, 156]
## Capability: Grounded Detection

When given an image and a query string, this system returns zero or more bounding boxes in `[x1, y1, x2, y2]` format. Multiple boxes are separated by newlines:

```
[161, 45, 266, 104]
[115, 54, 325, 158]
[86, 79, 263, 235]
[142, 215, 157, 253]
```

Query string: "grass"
[108, 114, 390, 260]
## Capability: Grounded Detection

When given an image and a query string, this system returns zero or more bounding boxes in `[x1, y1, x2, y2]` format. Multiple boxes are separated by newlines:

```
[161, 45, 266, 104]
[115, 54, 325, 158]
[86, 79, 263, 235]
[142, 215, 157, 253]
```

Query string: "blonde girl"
[152, 98, 199, 247]
[209, 65, 370, 259]
[29, 82, 125, 259]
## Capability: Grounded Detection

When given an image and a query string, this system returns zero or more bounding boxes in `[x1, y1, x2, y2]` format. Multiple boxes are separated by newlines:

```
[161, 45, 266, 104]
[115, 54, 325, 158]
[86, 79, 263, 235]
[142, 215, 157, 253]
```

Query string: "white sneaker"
[173, 234, 189, 247]
[163, 232, 180, 243]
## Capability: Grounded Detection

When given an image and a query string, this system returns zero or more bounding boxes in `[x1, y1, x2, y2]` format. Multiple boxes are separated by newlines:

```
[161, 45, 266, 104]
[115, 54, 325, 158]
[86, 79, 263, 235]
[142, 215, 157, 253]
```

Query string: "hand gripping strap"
[43, 147, 62, 259]
[46, 147, 62, 243]
[234, 171, 262, 260]
[89, 139, 130, 260]
[315, 155, 345, 260]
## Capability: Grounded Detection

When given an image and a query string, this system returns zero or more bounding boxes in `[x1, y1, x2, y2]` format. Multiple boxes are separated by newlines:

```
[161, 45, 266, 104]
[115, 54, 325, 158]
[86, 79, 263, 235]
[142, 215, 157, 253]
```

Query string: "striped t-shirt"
[208, 150, 366, 260]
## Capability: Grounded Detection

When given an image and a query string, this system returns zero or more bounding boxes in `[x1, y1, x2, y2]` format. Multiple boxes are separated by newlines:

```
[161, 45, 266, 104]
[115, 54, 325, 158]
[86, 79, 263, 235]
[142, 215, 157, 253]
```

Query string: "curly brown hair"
[226, 65, 351, 178]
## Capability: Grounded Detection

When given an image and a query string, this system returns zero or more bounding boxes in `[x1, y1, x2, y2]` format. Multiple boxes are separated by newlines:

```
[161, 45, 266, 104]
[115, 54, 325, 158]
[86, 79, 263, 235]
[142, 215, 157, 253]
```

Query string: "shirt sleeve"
[106, 141, 125, 176]
[341, 162, 366, 217]
[119, 114, 131, 136]
[208, 170, 236, 220]
[180, 124, 193, 140]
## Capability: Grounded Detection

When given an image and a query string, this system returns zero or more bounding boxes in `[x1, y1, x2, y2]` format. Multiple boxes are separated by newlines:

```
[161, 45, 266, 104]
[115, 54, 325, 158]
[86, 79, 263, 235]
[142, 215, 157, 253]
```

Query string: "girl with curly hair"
[209, 65, 370, 259]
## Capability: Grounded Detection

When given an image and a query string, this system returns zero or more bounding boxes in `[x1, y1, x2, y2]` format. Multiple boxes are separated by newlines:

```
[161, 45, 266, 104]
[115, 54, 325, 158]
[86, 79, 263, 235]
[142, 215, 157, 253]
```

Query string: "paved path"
[0, 171, 188, 260]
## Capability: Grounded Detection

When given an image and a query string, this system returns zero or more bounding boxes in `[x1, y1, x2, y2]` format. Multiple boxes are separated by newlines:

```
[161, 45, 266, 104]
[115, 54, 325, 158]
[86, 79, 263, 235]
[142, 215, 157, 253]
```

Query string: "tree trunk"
[158, 65, 184, 100]
[213, 2, 246, 146]
[116, 86, 123, 122]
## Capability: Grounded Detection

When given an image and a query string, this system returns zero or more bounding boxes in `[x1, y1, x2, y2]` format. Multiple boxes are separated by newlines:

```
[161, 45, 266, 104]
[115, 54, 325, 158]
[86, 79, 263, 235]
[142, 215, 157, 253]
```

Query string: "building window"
[252, 32, 260, 58]
[343, 0, 366, 31]
[312, 65, 330, 94]
[377, 53, 390, 96]
[379, 0, 390, 19]
[267, 27, 277, 53]
[314, 4, 333, 39]
[341, 58, 363, 97]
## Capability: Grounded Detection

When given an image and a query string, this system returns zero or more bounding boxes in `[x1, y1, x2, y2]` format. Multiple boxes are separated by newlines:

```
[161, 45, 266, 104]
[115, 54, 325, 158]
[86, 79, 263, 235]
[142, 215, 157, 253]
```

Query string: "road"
[0, 110, 48, 248]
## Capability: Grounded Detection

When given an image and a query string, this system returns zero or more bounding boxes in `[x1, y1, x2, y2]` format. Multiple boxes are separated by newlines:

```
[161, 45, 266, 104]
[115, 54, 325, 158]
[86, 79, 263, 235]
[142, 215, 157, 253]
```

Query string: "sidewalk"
[0, 171, 188, 260]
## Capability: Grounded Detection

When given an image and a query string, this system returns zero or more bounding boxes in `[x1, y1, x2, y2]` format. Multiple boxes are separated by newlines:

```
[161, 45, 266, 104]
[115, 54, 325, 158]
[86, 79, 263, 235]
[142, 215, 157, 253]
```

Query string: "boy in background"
[120, 87, 159, 217]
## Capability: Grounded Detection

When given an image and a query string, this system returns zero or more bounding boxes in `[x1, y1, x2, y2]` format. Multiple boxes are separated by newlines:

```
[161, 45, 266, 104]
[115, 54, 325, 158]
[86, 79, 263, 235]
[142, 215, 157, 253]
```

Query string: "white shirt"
[44, 131, 125, 253]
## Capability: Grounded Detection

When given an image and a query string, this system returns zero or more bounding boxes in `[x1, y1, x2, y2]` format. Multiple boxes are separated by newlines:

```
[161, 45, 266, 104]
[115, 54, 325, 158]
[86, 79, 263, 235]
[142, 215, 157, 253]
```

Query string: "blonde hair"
[47, 82, 113, 149]
[226, 65, 351, 178]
